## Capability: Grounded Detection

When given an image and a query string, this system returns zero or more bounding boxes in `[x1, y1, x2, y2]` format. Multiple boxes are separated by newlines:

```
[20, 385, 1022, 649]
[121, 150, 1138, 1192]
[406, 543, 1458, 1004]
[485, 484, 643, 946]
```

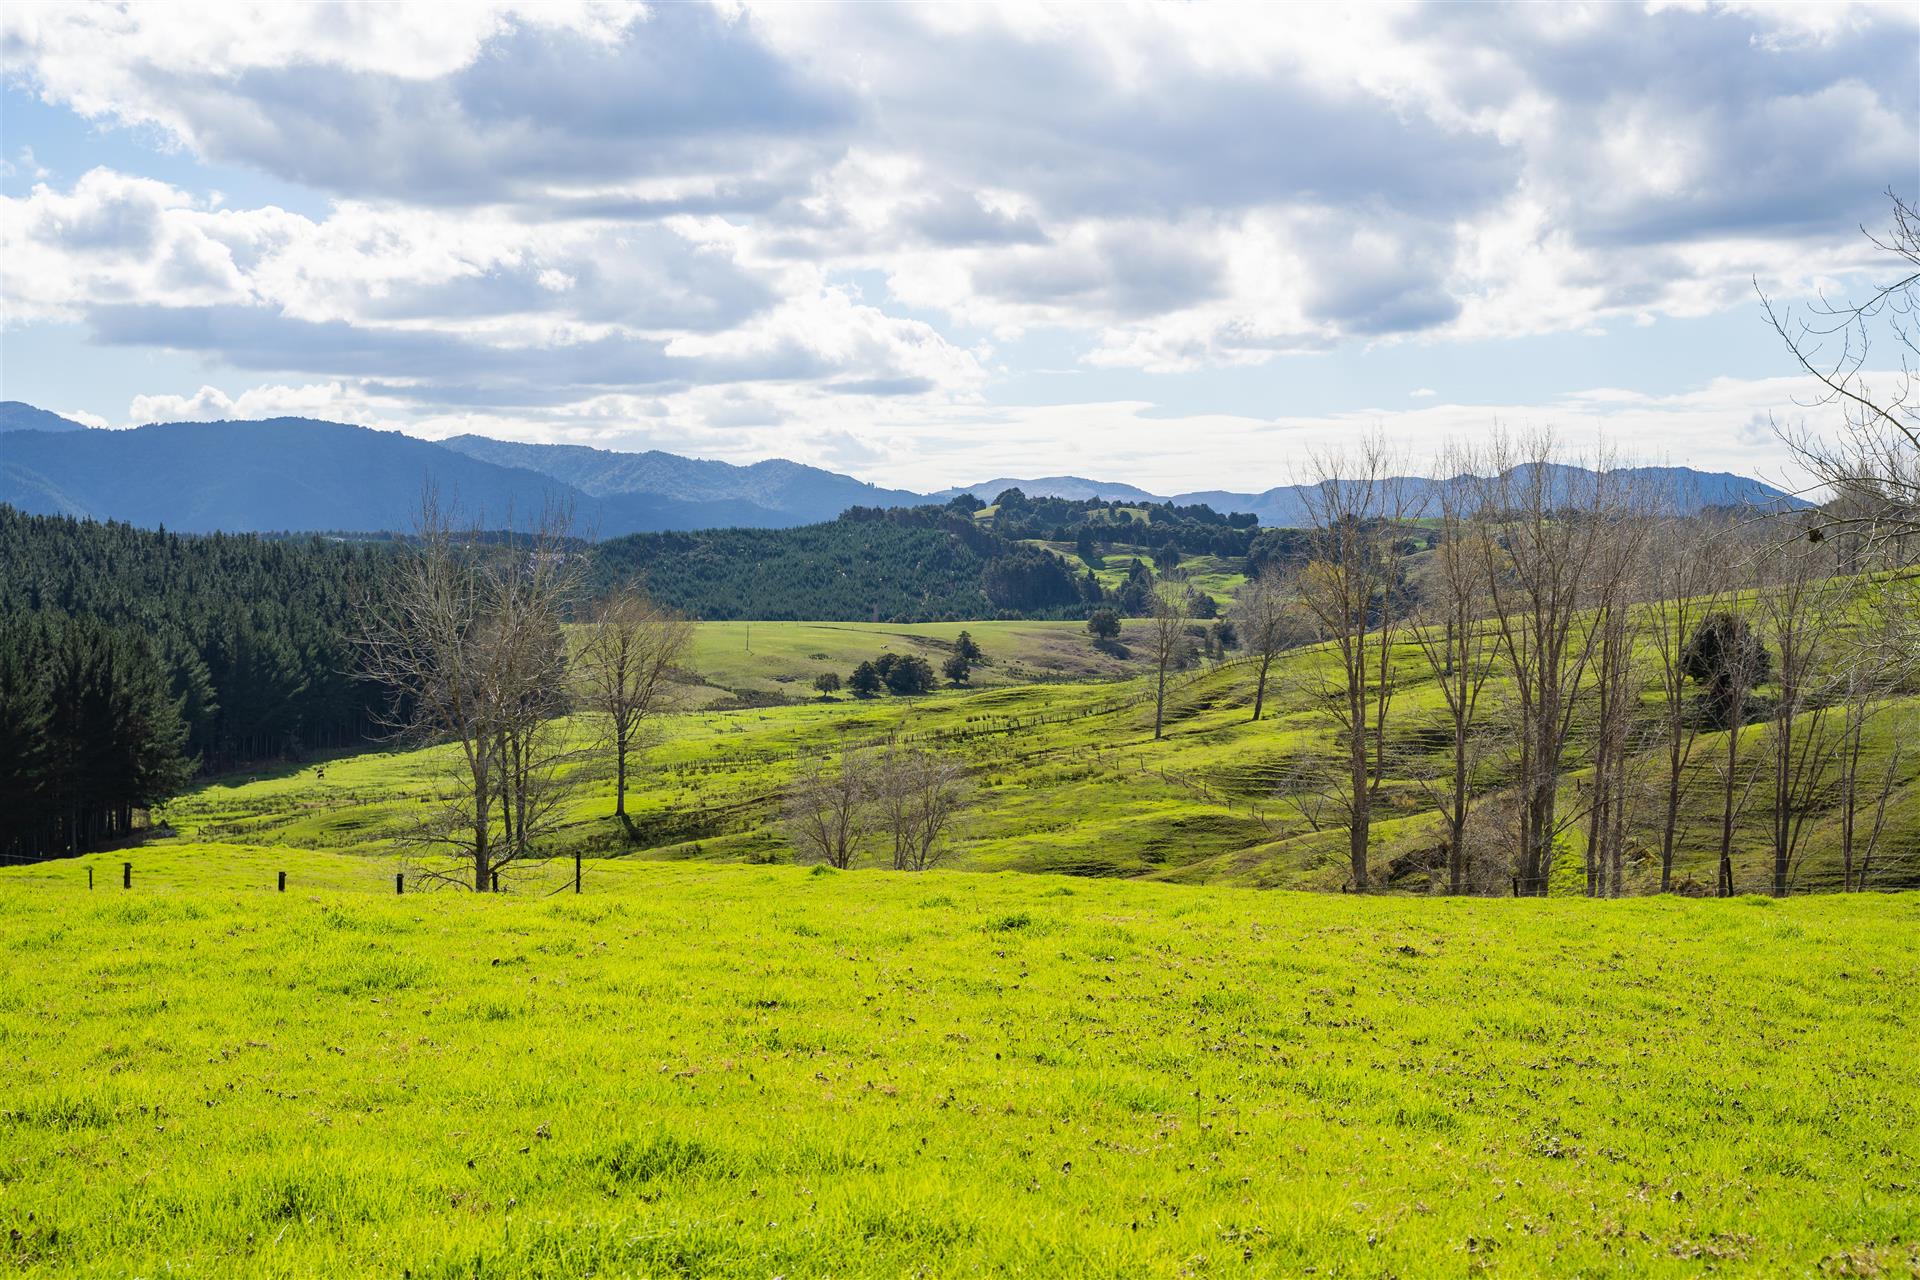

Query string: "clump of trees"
[1086, 608, 1123, 652]
[941, 631, 985, 685]
[846, 652, 937, 697]
[589, 491, 1259, 625]
[783, 739, 970, 870]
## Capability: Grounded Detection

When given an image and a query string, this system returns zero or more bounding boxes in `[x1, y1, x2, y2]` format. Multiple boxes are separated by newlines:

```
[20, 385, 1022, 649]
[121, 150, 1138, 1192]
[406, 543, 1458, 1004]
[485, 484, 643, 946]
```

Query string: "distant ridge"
[0, 402, 88, 433]
[441, 435, 923, 525]
[946, 465, 1809, 526]
[0, 417, 800, 537]
[0, 403, 1809, 536]
[931, 476, 1164, 504]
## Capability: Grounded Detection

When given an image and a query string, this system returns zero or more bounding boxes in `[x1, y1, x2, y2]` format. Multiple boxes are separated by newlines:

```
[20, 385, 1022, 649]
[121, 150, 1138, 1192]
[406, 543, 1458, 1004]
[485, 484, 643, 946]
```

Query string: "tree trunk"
[1349, 685, 1370, 891]
[614, 730, 629, 819]
[1449, 732, 1468, 896]
[1660, 738, 1683, 893]
[1718, 729, 1738, 898]
[1607, 751, 1627, 898]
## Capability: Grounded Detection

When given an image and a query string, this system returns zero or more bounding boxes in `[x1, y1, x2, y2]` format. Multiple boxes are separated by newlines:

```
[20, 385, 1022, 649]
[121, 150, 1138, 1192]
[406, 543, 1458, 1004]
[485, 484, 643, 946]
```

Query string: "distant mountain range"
[940, 466, 1808, 526]
[0, 403, 1808, 535]
[440, 434, 923, 525]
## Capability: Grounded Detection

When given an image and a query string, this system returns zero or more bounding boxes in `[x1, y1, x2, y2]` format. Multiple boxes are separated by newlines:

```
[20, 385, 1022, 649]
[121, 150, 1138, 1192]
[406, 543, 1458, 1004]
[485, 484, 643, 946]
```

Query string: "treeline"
[0, 507, 394, 858]
[0, 616, 191, 860]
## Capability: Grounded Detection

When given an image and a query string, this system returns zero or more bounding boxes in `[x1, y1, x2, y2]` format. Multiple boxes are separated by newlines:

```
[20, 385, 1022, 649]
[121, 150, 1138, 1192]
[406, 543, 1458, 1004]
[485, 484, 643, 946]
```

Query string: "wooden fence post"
[395, 872, 404, 894]
[122, 861, 131, 889]
[277, 870, 286, 893]
[575, 851, 582, 894]
[491, 871, 500, 893]
[87, 866, 94, 890]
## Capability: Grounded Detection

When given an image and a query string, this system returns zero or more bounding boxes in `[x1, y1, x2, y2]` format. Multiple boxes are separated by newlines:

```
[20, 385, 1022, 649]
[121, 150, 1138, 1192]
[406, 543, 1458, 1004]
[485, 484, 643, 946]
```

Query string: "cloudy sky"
[2, 2, 1915, 491]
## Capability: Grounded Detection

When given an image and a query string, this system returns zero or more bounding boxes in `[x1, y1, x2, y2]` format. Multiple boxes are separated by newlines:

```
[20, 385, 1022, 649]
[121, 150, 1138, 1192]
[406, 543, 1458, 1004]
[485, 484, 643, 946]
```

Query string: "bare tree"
[1642, 510, 1737, 891]
[1757, 532, 1843, 897]
[1473, 433, 1618, 896]
[1835, 587, 1912, 890]
[1766, 192, 1920, 560]
[358, 496, 584, 891]
[1682, 606, 1771, 896]
[784, 743, 874, 869]
[488, 569, 578, 875]
[1269, 751, 1340, 835]
[1144, 583, 1192, 741]
[1292, 436, 1420, 891]
[1231, 568, 1302, 721]
[1406, 452, 1497, 894]
[577, 583, 693, 820]
[1580, 477, 1657, 897]
[1581, 584, 1638, 898]
[875, 742, 971, 871]
[1835, 670, 1901, 893]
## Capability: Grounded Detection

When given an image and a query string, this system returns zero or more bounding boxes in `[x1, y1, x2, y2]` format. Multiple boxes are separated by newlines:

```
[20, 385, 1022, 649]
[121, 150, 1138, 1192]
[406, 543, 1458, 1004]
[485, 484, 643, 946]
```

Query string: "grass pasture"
[678, 618, 1151, 704]
[2, 849, 1916, 1277]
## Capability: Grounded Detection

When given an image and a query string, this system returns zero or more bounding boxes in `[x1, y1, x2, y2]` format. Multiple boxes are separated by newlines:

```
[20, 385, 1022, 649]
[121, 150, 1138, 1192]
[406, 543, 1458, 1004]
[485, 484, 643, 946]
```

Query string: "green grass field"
[677, 619, 1152, 705]
[3, 848, 1916, 1277]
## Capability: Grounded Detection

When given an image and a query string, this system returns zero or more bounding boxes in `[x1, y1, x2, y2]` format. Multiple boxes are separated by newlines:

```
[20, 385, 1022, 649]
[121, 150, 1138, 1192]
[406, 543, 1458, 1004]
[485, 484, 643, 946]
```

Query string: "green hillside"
[156, 593, 1920, 895]
[2, 849, 1915, 1277]
[589, 493, 1272, 623]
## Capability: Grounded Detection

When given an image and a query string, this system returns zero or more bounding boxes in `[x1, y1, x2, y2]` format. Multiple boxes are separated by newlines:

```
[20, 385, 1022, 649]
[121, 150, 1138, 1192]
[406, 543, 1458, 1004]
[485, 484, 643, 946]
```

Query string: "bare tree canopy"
[1291, 435, 1421, 892]
[784, 742, 874, 870]
[784, 738, 970, 871]
[1767, 191, 1920, 561]
[1407, 445, 1499, 895]
[1231, 568, 1306, 723]
[1144, 582, 1192, 742]
[357, 495, 583, 891]
[577, 584, 693, 820]
[876, 742, 972, 872]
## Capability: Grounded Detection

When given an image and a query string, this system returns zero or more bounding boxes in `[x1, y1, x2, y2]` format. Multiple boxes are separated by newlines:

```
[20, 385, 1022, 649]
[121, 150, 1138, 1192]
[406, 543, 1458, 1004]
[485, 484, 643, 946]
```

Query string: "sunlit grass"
[3, 848, 1916, 1276]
